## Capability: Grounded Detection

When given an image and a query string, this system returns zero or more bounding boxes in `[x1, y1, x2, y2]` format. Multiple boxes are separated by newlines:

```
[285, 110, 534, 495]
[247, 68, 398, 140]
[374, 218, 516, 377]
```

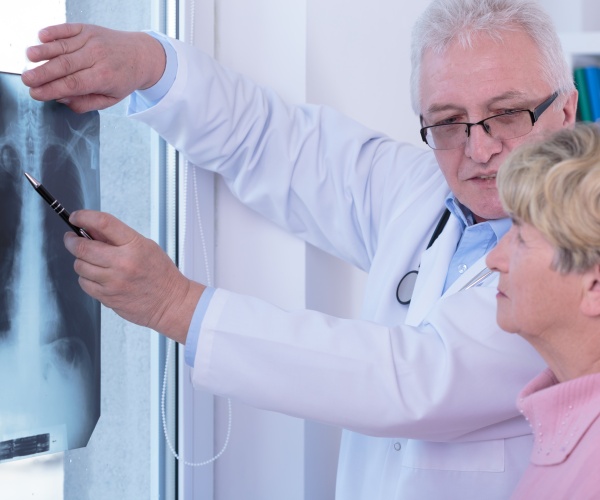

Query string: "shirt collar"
[444, 193, 511, 241]
[518, 369, 600, 466]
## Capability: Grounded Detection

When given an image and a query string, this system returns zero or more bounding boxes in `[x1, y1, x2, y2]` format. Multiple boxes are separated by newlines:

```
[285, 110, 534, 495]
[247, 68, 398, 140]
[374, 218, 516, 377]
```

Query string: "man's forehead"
[424, 90, 532, 115]
[419, 30, 548, 113]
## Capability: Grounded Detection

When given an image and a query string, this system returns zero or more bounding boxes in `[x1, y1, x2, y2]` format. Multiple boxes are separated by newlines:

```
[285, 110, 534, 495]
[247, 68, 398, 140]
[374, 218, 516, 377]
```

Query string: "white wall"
[540, 0, 600, 32]
[210, 3, 309, 498]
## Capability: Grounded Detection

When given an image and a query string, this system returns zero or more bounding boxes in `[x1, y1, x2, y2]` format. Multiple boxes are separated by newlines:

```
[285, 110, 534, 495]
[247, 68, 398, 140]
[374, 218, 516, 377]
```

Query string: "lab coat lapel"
[405, 215, 462, 327]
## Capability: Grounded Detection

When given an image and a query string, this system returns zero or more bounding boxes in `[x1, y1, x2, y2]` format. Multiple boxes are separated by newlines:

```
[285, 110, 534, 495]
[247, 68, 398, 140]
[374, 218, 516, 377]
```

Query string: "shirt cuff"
[128, 31, 178, 113]
[184, 286, 217, 367]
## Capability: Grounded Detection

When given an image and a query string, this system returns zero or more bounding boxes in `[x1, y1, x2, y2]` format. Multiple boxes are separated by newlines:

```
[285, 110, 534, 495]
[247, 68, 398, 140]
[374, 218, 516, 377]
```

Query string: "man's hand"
[21, 23, 166, 113]
[63, 210, 205, 344]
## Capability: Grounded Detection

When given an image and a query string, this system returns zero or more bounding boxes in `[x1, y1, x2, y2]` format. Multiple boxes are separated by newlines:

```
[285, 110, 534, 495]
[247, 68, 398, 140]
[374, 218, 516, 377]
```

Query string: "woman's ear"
[580, 264, 600, 317]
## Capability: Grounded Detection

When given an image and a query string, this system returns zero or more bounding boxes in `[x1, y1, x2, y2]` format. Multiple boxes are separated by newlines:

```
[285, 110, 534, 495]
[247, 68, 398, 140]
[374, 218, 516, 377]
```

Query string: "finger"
[66, 231, 149, 291]
[25, 24, 86, 64]
[26, 69, 99, 105]
[37, 23, 85, 44]
[55, 94, 121, 113]
[77, 275, 112, 306]
[64, 232, 113, 269]
[77, 274, 149, 328]
[24, 41, 90, 89]
[23, 47, 99, 100]
[72, 254, 115, 285]
[69, 210, 140, 247]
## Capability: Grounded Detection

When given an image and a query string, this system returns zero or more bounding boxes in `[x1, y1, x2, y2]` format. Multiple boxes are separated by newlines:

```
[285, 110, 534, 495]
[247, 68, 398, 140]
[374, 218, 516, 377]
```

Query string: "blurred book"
[574, 65, 600, 122]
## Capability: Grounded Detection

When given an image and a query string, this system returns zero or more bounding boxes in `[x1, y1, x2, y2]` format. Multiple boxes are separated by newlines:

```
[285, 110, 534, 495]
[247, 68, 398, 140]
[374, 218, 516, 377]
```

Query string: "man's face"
[419, 30, 577, 222]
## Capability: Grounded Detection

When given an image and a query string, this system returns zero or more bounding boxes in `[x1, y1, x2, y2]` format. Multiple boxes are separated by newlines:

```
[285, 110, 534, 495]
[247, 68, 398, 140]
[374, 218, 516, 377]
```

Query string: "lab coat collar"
[404, 214, 462, 327]
[404, 224, 500, 327]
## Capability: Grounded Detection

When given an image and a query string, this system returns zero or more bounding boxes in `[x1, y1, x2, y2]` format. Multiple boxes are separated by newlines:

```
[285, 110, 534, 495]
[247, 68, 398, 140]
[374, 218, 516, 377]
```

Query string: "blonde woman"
[487, 122, 600, 499]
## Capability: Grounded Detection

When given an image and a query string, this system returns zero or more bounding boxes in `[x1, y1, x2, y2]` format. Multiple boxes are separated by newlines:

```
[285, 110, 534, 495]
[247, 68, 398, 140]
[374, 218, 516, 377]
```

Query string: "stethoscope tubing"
[396, 208, 450, 305]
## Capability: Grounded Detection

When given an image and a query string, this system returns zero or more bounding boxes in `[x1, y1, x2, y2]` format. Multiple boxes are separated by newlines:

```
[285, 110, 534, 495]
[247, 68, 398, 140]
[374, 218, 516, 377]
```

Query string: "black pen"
[24, 172, 93, 240]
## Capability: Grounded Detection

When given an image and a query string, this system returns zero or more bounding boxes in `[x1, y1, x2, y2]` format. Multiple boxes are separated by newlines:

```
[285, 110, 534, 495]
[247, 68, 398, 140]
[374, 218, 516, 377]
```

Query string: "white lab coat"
[130, 39, 546, 499]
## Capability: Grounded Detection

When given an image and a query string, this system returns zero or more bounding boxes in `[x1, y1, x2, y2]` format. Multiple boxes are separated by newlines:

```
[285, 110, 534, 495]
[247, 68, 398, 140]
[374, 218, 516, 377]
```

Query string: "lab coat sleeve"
[191, 286, 543, 442]
[129, 38, 438, 272]
[129, 38, 540, 443]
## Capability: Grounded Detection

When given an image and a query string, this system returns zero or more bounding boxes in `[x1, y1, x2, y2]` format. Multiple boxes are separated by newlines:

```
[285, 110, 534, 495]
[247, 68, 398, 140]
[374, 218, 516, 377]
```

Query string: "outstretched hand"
[21, 23, 166, 113]
[63, 210, 205, 344]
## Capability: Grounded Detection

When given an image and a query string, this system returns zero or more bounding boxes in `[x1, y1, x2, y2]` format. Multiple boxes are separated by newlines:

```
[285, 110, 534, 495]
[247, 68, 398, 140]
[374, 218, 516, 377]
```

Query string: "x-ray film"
[0, 71, 100, 462]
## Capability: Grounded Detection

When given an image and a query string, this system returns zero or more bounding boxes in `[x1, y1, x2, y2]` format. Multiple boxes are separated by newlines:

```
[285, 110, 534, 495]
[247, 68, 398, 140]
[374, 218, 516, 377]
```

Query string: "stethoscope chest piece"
[395, 208, 451, 306]
[396, 269, 419, 305]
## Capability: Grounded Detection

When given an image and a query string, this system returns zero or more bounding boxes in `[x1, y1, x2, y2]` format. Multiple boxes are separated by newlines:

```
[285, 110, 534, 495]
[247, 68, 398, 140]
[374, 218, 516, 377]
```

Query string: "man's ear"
[562, 89, 578, 127]
[581, 264, 600, 317]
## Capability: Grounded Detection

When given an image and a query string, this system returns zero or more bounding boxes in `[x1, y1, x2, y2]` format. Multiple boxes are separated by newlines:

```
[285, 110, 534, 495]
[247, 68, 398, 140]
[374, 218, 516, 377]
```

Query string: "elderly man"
[21, 0, 577, 498]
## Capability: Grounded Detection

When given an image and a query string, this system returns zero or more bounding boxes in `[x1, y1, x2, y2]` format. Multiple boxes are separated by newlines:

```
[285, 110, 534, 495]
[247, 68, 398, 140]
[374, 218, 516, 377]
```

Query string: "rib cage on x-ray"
[0, 72, 100, 462]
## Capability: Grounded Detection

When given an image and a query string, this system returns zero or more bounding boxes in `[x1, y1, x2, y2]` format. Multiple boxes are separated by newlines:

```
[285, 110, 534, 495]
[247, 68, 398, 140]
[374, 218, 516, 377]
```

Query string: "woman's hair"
[498, 123, 600, 273]
[410, 0, 575, 114]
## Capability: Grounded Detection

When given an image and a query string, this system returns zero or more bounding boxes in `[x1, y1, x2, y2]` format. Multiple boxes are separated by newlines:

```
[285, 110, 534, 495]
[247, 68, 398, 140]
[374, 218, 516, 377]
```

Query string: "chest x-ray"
[0, 71, 100, 462]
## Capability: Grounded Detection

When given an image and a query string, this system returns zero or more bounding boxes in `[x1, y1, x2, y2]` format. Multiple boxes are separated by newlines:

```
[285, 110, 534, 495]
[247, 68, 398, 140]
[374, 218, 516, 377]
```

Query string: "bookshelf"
[559, 33, 600, 121]
[560, 33, 600, 70]
[542, 0, 600, 121]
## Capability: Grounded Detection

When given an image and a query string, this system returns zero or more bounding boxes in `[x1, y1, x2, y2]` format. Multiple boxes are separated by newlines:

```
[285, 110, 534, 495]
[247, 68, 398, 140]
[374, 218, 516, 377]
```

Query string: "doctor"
[22, 0, 577, 498]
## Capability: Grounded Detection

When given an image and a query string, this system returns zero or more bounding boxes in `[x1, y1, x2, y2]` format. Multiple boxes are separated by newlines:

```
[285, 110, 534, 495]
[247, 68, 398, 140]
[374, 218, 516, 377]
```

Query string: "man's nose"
[464, 123, 503, 163]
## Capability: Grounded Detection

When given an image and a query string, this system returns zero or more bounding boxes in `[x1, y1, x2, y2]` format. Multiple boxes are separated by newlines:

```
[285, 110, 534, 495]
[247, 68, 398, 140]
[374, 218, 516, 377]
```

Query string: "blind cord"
[160, 0, 233, 467]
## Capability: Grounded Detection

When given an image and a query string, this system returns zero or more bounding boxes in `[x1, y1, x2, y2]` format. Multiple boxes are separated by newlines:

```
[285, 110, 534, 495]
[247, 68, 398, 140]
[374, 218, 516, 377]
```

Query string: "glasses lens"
[484, 110, 532, 141]
[424, 110, 534, 150]
[425, 124, 467, 150]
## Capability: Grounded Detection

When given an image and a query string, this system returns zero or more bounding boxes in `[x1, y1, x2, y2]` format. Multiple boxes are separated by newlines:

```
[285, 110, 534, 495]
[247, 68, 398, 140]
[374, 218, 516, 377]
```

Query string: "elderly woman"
[486, 122, 600, 499]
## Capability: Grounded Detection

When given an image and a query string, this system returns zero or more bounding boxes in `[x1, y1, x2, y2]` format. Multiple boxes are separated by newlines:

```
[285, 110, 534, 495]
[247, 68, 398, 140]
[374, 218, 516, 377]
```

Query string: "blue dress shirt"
[443, 196, 511, 293]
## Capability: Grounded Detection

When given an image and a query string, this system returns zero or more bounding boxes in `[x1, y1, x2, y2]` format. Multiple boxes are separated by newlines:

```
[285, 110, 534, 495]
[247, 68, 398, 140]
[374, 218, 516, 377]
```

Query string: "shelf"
[560, 32, 600, 67]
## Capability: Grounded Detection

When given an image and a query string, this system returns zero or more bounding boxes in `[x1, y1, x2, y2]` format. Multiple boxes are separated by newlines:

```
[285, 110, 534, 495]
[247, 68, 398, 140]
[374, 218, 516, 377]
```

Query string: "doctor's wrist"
[154, 280, 206, 344]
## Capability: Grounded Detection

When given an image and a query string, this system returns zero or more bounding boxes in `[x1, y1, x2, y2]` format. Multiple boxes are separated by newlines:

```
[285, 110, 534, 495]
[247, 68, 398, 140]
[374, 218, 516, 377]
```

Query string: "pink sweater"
[511, 369, 600, 499]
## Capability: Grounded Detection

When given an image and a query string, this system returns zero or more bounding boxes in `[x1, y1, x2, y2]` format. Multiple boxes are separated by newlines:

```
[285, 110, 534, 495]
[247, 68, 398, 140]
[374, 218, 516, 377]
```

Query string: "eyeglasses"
[420, 92, 559, 151]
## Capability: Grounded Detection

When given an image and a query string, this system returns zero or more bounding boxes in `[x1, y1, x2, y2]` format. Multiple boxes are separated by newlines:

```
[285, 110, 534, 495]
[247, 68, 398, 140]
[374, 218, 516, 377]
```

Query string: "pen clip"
[460, 267, 495, 291]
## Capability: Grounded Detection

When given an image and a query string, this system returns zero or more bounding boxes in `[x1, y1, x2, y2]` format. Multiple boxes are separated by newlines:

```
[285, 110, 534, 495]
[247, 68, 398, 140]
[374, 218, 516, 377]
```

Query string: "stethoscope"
[395, 208, 494, 305]
[396, 209, 450, 305]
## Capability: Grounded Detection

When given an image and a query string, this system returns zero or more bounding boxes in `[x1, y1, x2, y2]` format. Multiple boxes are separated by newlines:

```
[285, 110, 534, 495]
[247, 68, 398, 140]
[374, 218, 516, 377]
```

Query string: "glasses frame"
[419, 91, 560, 150]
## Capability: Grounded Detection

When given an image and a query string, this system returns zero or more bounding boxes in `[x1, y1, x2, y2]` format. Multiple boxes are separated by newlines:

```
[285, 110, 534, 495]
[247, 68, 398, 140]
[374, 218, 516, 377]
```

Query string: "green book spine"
[574, 67, 593, 122]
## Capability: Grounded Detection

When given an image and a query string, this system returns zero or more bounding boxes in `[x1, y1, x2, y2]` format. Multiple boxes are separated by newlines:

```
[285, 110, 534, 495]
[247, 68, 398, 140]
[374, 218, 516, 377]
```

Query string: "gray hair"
[410, 0, 575, 114]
